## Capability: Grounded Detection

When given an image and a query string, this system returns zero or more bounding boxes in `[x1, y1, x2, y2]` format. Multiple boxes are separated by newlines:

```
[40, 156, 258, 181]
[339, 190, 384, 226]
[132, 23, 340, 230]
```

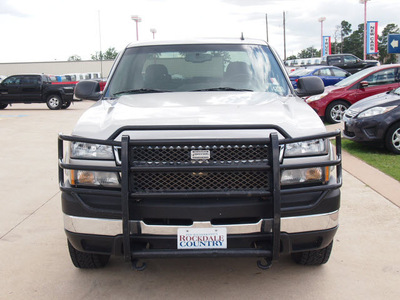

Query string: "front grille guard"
[58, 126, 342, 267]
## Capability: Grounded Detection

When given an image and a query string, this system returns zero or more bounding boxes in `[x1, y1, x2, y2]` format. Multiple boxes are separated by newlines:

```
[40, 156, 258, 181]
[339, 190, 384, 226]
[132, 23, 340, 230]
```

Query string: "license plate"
[177, 227, 227, 249]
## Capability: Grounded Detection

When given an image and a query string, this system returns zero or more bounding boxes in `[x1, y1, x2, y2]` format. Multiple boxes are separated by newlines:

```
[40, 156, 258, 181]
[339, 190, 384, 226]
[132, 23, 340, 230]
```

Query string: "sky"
[0, 0, 399, 63]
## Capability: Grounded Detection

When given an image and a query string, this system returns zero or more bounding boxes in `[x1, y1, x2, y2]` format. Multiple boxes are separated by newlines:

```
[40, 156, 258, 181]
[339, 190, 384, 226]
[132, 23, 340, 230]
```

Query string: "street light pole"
[318, 17, 326, 57]
[131, 15, 142, 41]
[360, 0, 370, 60]
[150, 28, 157, 39]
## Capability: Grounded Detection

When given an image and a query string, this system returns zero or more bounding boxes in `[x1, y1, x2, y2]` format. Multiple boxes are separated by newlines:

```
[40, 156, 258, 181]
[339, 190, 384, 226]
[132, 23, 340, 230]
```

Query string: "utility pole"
[98, 10, 103, 78]
[360, 0, 370, 60]
[283, 11, 286, 61]
[318, 17, 326, 57]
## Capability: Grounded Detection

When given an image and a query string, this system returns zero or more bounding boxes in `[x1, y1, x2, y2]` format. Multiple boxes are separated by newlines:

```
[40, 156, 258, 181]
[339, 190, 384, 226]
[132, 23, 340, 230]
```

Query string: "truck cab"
[323, 54, 379, 74]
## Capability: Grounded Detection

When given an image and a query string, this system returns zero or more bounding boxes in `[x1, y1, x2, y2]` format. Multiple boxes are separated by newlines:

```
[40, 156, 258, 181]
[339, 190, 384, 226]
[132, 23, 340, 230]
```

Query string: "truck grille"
[131, 171, 269, 193]
[129, 144, 269, 166]
[117, 143, 271, 193]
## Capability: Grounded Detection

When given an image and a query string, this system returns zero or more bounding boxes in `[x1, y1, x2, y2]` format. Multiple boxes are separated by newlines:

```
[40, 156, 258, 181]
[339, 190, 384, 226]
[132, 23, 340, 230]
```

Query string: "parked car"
[289, 66, 350, 88]
[343, 87, 400, 154]
[0, 74, 75, 109]
[306, 64, 400, 123]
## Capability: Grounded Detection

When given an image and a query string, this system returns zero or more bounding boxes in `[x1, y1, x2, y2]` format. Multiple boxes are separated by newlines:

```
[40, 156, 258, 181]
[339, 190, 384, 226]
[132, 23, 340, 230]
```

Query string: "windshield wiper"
[113, 88, 170, 96]
[193, 87, 253, 92]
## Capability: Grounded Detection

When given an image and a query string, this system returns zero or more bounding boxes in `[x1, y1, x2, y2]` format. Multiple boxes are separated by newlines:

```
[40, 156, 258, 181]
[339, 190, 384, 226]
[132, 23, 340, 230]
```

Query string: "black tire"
[325, 100, 349, 124]
[67, 240, 110, 269]
[0, 103, 8, 109]
[291, 242, 333, 265]
[46, 94, 62, 110]
[61, 100, 72, 109]
[385, 122, 400, 154]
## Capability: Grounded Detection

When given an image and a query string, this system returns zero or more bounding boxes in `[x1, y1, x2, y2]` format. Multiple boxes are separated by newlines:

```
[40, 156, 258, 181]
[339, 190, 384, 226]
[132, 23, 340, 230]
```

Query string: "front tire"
[291, 242, 333, 265]
[385, 122, 400, 154]
[67, 240, 110, 269]
[61, 100, 71, 109]
[46, 95, 62, 110]
[325, 100, 349, 123]
[0, 103, 8, 109]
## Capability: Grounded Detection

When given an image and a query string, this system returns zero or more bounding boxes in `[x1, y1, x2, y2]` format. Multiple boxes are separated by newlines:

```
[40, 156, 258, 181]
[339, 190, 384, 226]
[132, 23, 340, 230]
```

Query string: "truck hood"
[72, 92, 326, 140]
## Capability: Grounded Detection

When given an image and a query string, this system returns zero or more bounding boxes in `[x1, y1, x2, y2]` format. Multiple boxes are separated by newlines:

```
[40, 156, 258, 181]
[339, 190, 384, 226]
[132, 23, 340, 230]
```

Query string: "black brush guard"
[58, 125, 342, 269]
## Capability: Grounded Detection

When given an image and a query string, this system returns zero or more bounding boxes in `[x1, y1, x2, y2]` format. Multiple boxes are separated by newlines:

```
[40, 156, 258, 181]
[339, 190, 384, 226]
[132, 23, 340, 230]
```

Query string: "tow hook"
[257, 258, 272, 270]
[131, 258, 147, 271]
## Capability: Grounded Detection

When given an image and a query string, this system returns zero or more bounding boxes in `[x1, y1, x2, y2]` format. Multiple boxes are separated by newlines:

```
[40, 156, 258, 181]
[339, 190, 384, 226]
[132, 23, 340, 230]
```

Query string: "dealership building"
[0, 60, 115, 78]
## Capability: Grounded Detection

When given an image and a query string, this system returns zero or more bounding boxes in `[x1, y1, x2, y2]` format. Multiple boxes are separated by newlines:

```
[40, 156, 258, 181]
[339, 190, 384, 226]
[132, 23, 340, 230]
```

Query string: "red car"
[305, 64, 400, 123]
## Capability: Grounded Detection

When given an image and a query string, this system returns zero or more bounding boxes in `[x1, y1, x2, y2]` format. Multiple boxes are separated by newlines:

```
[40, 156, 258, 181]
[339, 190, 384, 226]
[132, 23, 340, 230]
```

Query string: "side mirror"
[360, 81, 369, 88]
[74, 80, 102, 101]
[295, 76, 324, 97]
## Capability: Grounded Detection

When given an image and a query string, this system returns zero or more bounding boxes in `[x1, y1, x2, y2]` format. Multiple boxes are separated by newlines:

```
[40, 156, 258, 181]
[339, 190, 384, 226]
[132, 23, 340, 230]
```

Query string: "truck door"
[19, 75, 42, 101]
[0, 75, 21, 103]
[343, 55, 362, 74]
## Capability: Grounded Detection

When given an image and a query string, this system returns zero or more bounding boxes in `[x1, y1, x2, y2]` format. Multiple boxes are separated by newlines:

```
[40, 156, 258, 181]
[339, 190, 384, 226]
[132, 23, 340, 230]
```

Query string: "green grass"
[340, 139, 400, 181]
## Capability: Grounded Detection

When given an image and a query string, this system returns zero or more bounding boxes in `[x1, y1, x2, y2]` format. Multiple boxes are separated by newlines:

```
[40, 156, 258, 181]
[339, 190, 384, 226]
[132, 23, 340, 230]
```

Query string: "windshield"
[289, 68, 314, 76]
[105, 43, 290, 97]
[334, 67, 376, 87]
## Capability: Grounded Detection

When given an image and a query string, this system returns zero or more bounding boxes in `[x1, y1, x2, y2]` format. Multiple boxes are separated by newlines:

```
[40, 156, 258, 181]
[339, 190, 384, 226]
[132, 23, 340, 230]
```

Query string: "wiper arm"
[113, 88, 170, 96]
[193, 87, 253, 92]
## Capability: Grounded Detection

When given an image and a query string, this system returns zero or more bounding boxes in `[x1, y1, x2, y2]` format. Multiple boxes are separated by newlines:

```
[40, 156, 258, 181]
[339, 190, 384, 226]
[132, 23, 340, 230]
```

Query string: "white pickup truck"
[58, 38, 342, 270]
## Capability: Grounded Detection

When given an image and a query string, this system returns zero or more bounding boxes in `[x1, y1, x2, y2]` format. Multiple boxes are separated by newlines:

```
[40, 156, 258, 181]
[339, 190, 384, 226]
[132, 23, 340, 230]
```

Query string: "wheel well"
[325, 99, 350, 116]
[45, 93, 61, 99]
[384, 121, 400, 139]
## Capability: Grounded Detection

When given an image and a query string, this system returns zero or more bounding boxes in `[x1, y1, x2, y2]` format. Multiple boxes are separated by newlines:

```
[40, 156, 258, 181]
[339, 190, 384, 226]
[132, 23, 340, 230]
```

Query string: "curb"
[326, 124, 400, 208]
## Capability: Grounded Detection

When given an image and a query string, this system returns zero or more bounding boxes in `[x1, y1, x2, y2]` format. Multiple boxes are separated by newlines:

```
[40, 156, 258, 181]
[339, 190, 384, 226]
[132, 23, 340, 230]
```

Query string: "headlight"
[284, 139, 328, 157]
[305, 92, 328, 103]
[68, 170, 120, 187]
[281, 167, 330, 186]
[357, 106, 397, 118]
[70, 142, 114, 159]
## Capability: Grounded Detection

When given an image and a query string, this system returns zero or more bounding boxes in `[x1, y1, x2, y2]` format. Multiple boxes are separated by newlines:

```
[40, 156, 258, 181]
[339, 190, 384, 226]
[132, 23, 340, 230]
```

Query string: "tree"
[342, 24, 364, 58]
[91, 51, 103, 61]
[378, 23, 400, 64]
[297, 46, 319, 58]
[103, 47, 118, 60]
[334, 21, 352, 54]
[68, 55, 81, 61]
[91, 47, 118, 60]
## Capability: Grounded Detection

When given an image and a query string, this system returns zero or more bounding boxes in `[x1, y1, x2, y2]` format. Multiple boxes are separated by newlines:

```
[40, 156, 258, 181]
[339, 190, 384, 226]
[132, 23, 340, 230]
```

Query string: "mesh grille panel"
[130, 144, 269, 166]
[131, 171, 270, 193]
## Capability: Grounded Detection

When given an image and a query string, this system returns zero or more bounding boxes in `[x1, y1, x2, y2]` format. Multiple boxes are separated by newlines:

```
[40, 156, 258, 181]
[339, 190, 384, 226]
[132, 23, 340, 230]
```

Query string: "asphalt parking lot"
[0, 101, 399, 299]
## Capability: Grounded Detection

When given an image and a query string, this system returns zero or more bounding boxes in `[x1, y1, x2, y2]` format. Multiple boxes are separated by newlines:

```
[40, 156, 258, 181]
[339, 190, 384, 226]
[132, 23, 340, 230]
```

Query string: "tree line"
[67, 47, 119, 62]
[287, 21, 399, 64]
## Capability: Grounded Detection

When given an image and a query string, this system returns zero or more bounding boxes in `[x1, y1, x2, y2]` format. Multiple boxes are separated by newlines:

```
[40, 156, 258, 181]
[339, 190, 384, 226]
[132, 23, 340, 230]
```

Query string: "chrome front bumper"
[64, 210, 339, 236]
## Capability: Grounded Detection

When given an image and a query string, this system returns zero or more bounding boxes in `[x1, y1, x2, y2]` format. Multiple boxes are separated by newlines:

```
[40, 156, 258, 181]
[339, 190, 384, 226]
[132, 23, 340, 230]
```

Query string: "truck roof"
[126, 38, 268, 48]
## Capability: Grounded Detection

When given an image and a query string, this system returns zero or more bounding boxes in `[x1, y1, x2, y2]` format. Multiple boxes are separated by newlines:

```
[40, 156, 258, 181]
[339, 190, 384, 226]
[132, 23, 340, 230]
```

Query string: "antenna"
[240, 32, 244, 40]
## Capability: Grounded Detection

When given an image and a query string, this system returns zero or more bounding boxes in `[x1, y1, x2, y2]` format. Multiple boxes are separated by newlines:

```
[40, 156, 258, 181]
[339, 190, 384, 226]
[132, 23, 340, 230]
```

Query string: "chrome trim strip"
[64, 210, 339, 236]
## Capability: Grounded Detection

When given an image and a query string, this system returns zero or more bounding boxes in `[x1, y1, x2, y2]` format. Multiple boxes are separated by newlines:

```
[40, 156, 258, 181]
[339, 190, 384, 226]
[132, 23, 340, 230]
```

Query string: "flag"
[367, 21, 378, 54]
[323, 36, 331, 56]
